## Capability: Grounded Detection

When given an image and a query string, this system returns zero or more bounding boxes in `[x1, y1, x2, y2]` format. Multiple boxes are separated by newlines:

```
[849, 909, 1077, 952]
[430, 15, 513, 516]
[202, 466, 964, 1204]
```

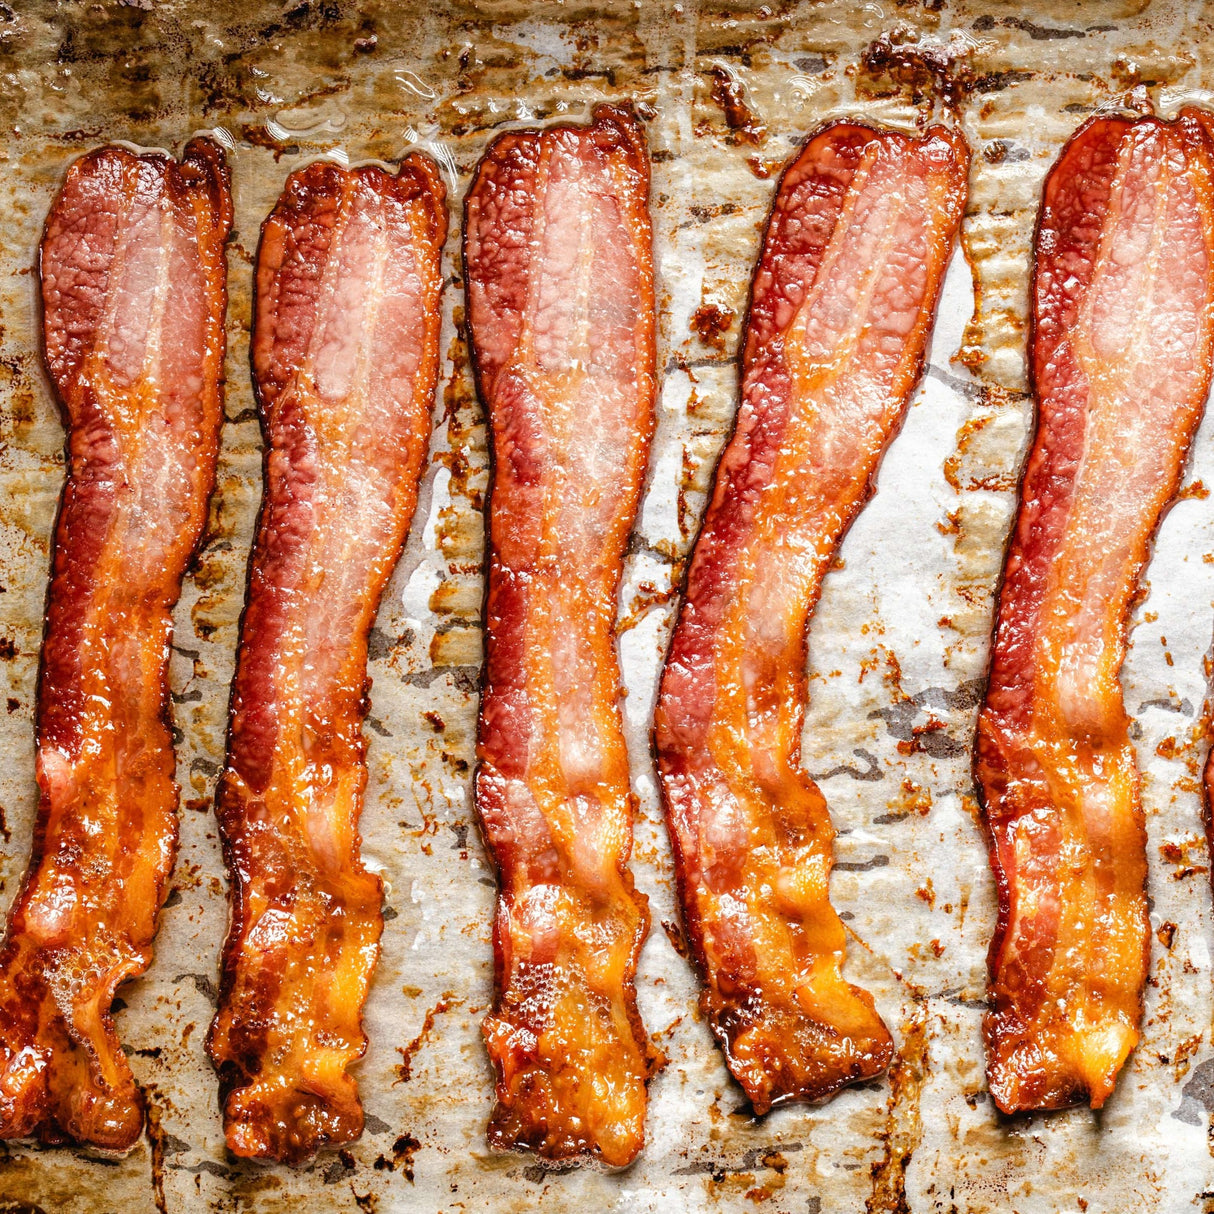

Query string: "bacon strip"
[977, 109, 1214, 1113]
[206, 157, 446, 1163]
[465, 105, 661, 1166]
[654, 123, 969, 1111]
[0, 139, 231, 1149]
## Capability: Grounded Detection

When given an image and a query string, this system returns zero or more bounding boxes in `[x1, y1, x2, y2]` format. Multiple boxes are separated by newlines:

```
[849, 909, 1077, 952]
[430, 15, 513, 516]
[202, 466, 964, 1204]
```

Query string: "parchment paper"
[2, 2, 1214, 1211]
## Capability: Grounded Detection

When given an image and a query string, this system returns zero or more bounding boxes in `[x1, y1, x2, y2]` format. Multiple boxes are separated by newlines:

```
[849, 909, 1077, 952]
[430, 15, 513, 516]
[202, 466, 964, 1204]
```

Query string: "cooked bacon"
[465, 104, 661, 1166]
[655, 123, 969, 1112]
[0, 139, 231, 1149]
[977, 109, 1214, 1113]
[206, 156, 446, 1163]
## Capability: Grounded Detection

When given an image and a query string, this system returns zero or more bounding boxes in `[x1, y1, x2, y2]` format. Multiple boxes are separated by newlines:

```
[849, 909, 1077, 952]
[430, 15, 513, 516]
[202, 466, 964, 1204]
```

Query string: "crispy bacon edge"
[977, 108, 1214, 1114]
[0, 138, 231, 1150]
[654, 121, 970, 1112]
[464, 103, 662, 1167]
[206, 154, 448, 1164]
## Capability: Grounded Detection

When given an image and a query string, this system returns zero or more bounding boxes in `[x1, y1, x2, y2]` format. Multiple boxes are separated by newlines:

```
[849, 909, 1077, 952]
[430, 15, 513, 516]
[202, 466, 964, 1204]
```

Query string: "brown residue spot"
[617, 576, 680, 634]
[897, 717, 947, 756]
[0, 638, 17, 659]
[395, 995, 458, 1083]
[6, 697, 18, 712]
[144, 1087, 169, 1214]
[1174, 1032, 1203, 1080]
[423, 710, 445, 732]
[373, 1132, 421, 1181]
[662, 918, 690, 960]
[860, 28, 974, 107]
[240, 123, 298, 161]
[936, 509, 961, 537]
[708, 65, 766, 144]
[867, 999, 929, 1213]
[1156, 736, 1181, 760]
[1157, 921, 1177, 949]
[746, 156, 773, 179]
[690, 302, 735, 347]
[915, 879, 935, 909]
[943, 414, 1014, 492]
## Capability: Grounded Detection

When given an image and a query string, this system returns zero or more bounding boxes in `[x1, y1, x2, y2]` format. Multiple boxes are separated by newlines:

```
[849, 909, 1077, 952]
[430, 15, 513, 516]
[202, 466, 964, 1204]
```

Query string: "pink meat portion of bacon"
[978, 109, 1214, 1113]
[465, 104, 661, 1167]
[655, 122, 969, 1112]
[0, 139, 231, 1150]
[206, 156, 446, 1164]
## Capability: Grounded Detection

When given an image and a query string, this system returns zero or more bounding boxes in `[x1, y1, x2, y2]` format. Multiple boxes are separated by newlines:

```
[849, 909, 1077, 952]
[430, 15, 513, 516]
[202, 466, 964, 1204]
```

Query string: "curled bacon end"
[205, 155, 447, 1164]
[0, 139, 231, 1150]
[978, 109, 1214, 1114]
[655, 122, 969, 1112]
[465, 104, 662, 1167]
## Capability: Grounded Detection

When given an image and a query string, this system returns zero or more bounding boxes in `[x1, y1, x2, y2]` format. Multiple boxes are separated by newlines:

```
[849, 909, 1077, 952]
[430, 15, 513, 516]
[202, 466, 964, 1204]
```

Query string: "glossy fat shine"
[206, 157, 446, 1164]
[0, 139, 231, 1149]
[465, 105, 661, 1167]
[978, 109, 1214, 1113]
[654, 122, 969, 1113]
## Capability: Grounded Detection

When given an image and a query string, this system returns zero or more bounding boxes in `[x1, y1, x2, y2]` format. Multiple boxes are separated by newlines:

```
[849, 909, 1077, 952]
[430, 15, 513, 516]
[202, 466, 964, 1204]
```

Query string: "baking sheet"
[3, 1, 1214, 1210]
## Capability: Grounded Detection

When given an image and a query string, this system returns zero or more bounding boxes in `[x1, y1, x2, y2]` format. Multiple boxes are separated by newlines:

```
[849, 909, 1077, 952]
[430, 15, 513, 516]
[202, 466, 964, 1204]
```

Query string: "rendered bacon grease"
[206, 157, 446, 1163]
[464, 105, 661, 1166]
[977, 109, 1214, 1114]
[655, 122, 969, 1112]
[0, 140, 231, 1149]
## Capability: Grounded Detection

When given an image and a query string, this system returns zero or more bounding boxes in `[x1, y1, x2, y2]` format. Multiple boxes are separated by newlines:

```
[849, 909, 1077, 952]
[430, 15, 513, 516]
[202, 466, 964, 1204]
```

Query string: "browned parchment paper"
[3, 2, 1214, 1211]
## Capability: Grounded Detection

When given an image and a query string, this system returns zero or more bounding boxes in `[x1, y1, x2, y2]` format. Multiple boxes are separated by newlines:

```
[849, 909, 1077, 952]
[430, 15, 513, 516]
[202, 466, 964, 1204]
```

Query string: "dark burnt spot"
[973, 13, 1089, 40]
[809, 747, 883, 783]
[835, 854, 890, 873]
[5, 698, 17, 713]
[174, 971, 218, 1003]
[1173, 1058, 1214, 1125]
[971, 69, 1035, 95]
[0, 638, 16, 659]
[447, 819, 469, 851]
[680, 202, 742, 229]
[322, 1150, 357, 1183]
[674, 1142, 804, 1179]
[708, 65, 766, 145]
[373, 1132, 420, 1181]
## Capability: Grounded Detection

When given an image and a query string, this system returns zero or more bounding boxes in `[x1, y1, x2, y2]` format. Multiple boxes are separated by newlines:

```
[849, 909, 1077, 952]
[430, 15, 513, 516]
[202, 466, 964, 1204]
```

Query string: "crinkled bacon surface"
[465, 104, 661, 1166]
[977, 109, 1214, 1114]
[206, 157, 446, 1163]
[0, 139, 230, 1149]
[654, 122, 969, 1112]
